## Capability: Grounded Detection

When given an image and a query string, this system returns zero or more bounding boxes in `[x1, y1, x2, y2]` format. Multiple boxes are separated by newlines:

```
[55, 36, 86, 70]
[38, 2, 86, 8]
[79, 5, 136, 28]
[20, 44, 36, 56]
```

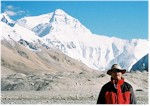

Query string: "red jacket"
[97, 78, 137, 104]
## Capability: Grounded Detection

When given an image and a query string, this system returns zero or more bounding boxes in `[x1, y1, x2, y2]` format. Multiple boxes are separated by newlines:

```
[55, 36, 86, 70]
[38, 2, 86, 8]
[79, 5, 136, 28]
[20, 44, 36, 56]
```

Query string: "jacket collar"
[110, 77, 124, 85]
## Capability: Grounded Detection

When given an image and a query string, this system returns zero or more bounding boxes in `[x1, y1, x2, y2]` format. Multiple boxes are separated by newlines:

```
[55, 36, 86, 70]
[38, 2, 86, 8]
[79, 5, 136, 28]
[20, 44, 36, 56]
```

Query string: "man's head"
[107, 64, 126, 80]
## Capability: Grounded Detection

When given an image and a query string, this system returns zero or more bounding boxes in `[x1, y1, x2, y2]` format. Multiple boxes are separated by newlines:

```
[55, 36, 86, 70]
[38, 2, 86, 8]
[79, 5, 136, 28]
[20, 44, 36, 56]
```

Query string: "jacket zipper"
[115, 93, 118, 104]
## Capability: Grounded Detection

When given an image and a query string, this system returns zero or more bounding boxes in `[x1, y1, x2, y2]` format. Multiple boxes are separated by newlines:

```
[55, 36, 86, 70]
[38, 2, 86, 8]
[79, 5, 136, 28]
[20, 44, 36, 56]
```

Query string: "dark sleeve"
[130, 86, 137, 104]
[97, 86, 106, 104]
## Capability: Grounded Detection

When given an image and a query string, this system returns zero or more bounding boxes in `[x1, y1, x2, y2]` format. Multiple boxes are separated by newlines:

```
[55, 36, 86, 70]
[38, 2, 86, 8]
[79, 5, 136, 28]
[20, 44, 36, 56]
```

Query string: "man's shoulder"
[123, 81, 133, 89]
[124, 81, 132, 86]
[102, 81, 112, 87]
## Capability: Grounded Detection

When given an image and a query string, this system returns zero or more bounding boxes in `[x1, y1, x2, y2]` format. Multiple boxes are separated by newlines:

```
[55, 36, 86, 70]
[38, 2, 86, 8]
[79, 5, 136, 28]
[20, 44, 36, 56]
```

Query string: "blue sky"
[1, 1, 148, 40]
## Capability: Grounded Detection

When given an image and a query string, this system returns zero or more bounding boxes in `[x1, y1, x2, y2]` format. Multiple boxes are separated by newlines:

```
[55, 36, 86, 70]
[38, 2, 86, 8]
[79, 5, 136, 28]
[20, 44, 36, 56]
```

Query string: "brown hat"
[107, 64, 126, 75]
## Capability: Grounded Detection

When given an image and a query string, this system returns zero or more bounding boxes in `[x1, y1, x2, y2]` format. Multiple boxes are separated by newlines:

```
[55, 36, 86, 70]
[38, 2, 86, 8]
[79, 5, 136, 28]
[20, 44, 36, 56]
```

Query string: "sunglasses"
[112, 69, 122, 73]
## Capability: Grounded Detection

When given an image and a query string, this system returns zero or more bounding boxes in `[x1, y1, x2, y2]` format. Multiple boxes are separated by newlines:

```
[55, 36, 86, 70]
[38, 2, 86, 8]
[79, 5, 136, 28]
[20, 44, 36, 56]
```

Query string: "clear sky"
[1, 1, 148, 40]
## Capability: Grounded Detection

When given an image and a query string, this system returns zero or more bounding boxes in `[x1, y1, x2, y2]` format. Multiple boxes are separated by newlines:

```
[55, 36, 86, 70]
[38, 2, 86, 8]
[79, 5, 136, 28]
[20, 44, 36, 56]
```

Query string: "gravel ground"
[1, 72, 149, 104]
[1, 90, 148, 104]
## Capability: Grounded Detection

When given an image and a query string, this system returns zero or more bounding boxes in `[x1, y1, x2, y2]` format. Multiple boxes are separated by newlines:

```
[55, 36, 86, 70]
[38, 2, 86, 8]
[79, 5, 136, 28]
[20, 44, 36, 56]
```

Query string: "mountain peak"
[54, 9, 66, 15]
[0, 13, 8, 17]
[0, 13, 15, 27]
[51, 9, 71, 20]
[0, 13, 13, 21]
[49, 9, 74, 24]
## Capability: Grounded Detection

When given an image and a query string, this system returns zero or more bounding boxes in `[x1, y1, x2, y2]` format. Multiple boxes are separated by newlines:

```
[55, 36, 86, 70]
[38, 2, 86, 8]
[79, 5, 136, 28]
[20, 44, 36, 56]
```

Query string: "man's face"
[111, 69, 122, 80]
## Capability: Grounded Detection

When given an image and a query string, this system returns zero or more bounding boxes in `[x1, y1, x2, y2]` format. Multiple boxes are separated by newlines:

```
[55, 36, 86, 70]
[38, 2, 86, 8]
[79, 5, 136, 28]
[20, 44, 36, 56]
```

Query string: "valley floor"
[1, 90, 148, 104]
[1, 71, 149, 104]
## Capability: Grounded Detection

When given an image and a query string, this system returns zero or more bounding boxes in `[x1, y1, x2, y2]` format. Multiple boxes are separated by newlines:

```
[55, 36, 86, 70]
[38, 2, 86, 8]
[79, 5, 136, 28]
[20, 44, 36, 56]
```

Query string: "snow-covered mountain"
[16, 9, 91, 37]
[0, 13, 43, 51]
[1, 9, 149, 71]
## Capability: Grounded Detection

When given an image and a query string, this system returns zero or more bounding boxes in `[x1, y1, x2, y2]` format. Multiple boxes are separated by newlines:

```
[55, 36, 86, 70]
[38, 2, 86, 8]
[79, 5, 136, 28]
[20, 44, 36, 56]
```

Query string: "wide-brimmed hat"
[107, 64, 126, 75]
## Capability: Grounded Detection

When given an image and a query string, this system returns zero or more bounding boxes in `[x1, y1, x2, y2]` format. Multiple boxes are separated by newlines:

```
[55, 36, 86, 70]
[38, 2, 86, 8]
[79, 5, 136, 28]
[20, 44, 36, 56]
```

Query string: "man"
[97, 64, 136, 104]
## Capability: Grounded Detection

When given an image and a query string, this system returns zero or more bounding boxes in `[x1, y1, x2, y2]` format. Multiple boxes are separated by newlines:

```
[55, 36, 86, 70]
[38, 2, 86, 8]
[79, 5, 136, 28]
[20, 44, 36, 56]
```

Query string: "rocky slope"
[1, 38, 96, 77]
